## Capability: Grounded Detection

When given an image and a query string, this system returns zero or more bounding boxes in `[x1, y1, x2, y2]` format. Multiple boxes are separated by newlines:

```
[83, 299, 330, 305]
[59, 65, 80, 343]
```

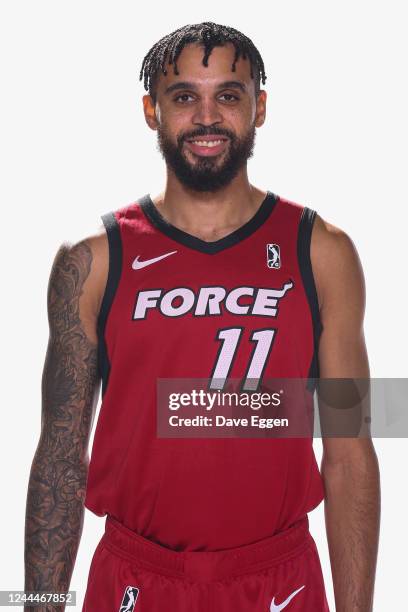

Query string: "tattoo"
[24, 240, 100, 611]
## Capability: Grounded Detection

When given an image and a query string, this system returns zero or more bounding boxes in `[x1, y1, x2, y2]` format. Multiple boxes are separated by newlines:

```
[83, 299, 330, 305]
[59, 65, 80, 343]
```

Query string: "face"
[143, 43, 267, 192]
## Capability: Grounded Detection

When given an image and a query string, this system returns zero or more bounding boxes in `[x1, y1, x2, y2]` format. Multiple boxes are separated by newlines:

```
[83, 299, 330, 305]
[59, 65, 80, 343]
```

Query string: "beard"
[156, 122, 256, 193]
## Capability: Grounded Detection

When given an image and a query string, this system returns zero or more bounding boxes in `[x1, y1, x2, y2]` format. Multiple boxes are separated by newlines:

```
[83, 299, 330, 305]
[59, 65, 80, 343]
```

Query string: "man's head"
[140, 22, 267, 192]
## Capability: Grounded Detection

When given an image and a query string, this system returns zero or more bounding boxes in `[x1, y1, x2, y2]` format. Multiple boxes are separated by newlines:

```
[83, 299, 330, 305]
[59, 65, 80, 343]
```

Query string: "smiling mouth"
[184, 137, 229, 156]
[187, 138, 228, 147]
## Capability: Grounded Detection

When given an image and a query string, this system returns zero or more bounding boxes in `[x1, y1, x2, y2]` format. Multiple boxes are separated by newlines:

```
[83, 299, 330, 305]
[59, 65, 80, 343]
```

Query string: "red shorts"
[82, 515, 330, 611]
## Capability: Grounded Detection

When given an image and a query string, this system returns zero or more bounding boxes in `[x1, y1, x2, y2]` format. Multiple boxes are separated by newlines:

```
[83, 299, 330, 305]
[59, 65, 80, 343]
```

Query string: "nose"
[191, 97, 223, 127]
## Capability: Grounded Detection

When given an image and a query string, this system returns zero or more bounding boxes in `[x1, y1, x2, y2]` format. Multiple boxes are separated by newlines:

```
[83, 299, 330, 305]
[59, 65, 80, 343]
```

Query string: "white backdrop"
[1, 1, 407, 610]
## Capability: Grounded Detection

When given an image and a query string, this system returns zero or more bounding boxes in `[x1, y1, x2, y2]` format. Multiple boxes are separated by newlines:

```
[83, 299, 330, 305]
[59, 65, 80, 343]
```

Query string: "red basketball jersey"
[84, 191, 325, 551]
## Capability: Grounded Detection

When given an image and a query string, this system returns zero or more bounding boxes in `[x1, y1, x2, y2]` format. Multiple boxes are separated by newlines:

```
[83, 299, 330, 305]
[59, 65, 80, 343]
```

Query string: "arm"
[24, 232, 107, 611]
[311, 215, 380, 612]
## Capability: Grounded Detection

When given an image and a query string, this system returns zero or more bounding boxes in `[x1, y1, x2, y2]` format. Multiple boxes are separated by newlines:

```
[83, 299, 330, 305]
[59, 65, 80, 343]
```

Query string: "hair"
[139, 22, 267, 102]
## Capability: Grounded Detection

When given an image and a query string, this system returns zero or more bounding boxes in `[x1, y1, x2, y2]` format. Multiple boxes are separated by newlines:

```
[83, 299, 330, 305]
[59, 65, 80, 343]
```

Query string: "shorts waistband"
[102, 515, 312, 583]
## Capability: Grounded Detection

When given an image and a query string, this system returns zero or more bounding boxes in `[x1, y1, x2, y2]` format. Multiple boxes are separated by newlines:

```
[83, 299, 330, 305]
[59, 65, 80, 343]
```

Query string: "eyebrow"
[164, 80, 247, 95]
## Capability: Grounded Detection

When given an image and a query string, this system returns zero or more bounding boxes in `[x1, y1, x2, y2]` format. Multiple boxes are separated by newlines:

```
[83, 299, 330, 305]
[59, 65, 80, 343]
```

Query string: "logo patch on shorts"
[119, 586, 139, 611]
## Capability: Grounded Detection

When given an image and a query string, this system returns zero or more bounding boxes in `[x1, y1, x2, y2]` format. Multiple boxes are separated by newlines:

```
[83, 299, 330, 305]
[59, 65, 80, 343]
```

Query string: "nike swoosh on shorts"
[270, 585, 305, 611]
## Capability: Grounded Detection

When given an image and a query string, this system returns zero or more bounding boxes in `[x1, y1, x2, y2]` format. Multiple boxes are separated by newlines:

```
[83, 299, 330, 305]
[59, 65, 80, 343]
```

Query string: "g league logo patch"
[266, 243, 281, 269]
[119, 586, 139, 611]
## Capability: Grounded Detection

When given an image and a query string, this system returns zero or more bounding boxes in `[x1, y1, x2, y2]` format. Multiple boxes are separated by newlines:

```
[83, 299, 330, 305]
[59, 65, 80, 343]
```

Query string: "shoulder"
[48, 222, 109, 323]
[310, 212, 365, 312]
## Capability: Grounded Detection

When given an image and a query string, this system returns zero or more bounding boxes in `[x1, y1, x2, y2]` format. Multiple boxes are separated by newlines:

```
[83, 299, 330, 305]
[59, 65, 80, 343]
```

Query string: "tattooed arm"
[24, 231, 108, 611]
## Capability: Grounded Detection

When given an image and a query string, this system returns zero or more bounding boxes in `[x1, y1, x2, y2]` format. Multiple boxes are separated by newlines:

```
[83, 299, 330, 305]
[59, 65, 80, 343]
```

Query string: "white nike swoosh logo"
[132, 250, 177, 270]
[270, 585, 305, 611]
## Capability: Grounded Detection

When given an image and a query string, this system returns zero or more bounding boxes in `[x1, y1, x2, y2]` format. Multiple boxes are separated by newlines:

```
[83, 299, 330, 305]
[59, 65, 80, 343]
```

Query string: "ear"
[143, 94, 159, 131]
[255, 90, 267, 128]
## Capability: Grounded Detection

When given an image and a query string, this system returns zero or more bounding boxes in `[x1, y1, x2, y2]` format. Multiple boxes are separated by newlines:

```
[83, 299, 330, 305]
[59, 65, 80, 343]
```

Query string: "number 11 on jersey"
[209, 327, 277, 392]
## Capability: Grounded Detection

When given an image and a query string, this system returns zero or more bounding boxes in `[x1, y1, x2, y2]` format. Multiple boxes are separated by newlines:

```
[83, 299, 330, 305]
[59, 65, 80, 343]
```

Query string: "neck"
[152, 171, 268, 242]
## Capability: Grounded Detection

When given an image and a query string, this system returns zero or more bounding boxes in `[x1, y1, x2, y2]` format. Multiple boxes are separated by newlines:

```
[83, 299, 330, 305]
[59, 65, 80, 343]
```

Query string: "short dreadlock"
[139, 22, 267, 102]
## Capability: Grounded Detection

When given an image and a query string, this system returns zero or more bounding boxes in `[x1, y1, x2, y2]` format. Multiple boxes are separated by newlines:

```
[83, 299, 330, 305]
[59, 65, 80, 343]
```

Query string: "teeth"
[191, 140, 224, 147]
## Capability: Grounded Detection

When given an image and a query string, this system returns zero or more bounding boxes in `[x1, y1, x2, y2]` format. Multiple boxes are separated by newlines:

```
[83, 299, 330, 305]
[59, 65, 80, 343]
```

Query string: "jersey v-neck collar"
[137, 191, 278, 255]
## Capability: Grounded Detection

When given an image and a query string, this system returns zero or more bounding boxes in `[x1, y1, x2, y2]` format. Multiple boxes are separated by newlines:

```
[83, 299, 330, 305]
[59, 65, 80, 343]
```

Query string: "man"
[24, 22, 380, 611]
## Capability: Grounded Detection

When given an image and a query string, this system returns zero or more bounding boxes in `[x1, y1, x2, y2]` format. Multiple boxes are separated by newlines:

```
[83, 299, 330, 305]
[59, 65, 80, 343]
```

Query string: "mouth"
[184, 136, 229, 157]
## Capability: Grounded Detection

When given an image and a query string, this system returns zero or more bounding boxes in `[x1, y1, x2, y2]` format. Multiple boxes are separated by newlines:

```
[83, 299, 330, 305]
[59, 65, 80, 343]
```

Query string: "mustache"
[179, 128, 235, 143]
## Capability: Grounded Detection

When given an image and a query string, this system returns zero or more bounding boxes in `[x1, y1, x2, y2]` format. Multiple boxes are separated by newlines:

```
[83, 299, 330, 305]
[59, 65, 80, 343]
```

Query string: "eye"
[174, 93, 195, 103]
[219, 93, 240, 102]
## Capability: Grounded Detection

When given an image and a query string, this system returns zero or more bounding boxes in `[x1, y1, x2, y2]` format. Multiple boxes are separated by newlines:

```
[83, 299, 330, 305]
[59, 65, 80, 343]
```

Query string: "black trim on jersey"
[138, 191, 278, 254]
[297, 207, 323, 394]
[97, 211, 123, 397]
